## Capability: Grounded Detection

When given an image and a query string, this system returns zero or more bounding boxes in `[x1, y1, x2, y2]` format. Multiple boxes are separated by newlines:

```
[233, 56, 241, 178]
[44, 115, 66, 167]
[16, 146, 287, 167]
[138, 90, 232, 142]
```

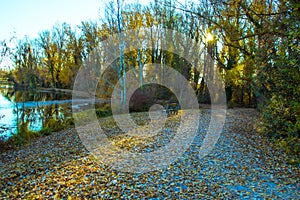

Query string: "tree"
[12, 38, 40, 88]
[103, 0, 127, 110]
[255, 0, 300, 162]
[38, 30, 57, 88]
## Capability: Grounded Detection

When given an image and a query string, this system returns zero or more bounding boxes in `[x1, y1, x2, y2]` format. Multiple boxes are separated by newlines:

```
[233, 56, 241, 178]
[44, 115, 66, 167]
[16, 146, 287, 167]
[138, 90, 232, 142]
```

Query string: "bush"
[96, 108, 112, 118]
[227, 101, 237, 109]
[95, 103, 112, 118]
[46, 118, 65, 132]
[259, 95, 300, 165]
[39, 127, 52, 136]
[42, 117, 75, 135]
[129, 89, 154, 112]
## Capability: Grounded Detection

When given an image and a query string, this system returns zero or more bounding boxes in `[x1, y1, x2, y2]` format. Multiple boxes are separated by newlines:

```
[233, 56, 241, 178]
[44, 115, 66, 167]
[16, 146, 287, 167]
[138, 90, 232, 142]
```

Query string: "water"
[0, 87, 73, 140]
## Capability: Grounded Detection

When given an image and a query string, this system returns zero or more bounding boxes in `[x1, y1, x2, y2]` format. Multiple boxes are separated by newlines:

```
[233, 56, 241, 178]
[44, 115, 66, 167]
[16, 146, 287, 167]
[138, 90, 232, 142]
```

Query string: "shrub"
[95, 103, 112, 118]
[129, 89, 154, 112]
[259, 95, 300, 165]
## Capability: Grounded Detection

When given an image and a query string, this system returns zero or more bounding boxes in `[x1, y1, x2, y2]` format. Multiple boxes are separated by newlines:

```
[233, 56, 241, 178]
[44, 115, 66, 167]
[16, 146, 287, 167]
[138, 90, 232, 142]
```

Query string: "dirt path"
[0, 109, 299, 199]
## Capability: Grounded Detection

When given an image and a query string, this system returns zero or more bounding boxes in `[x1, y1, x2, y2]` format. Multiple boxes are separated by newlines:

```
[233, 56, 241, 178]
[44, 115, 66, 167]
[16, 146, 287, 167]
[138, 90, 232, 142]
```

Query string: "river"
[0, 87, 74, 140]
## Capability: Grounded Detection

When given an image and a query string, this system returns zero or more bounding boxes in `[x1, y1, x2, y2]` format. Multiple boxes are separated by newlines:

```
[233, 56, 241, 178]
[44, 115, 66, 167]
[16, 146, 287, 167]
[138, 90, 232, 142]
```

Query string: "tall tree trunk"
[225, 86, 232, 102]
[117, 0, 125, 110]
[138, 48, 143, 90]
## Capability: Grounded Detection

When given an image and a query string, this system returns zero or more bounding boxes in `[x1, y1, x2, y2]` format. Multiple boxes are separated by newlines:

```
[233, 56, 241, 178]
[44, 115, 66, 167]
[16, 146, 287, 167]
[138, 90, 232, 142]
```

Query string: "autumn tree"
[12, 38, 40, 88]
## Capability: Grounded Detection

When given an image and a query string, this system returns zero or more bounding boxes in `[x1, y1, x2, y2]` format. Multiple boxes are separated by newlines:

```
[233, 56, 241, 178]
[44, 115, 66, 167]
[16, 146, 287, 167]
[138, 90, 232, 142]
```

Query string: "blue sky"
[0, 0, 107, 40]
[0, 0, 189, 41]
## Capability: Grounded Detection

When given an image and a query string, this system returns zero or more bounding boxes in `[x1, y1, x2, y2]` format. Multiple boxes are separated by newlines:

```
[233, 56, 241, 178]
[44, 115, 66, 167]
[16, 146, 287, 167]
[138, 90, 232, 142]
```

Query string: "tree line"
[0, 0, 299, 161]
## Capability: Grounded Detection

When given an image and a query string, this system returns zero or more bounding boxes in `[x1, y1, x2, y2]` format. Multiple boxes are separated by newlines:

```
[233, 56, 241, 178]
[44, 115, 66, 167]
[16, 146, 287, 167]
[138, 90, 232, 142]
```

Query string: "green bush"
[65, 117, 75, 126]
[46, 118, 65, 132]
[96, 109, 112, 118]
[39, 127, 52, 136]
[42, 117, 74, 135]
[11, 124, 41, 146]
[95, 103, 112, 118]
[259, 95, 300, 165]
[227, 100, 238, 109]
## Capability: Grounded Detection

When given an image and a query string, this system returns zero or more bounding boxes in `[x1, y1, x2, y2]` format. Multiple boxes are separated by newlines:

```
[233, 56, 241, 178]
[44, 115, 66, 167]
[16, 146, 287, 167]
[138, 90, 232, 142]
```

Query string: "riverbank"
[37, 87, 73, 94]
[0, 86, 112, 143]
[0, 109, 299, 199]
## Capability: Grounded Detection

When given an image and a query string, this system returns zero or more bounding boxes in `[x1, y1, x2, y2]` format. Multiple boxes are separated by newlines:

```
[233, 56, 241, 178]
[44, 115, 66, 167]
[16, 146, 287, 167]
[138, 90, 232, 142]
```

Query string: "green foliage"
[227, 100, 238, 109]
[65, 117, 75, 126]
[259, 93, 300, 164]
[260, 96, 299, 138]
[39, 127, 53, 136]
[46, 118, 64, 132]
[10, 123, 41, 146]
[255, 0, 300, 164]
[95, 104, 112, 118]
[1, 117, 75, 148]
[43, 117, 75, 134]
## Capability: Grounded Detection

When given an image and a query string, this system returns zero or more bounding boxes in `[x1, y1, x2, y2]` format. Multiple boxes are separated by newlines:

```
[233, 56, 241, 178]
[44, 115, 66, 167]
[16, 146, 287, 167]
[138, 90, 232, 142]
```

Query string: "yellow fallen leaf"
[54, 193, 60, 200]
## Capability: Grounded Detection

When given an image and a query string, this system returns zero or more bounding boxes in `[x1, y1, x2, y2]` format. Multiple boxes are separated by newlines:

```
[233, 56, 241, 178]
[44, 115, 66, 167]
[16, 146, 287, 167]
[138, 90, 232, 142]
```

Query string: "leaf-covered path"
[0, 109, 299, 199]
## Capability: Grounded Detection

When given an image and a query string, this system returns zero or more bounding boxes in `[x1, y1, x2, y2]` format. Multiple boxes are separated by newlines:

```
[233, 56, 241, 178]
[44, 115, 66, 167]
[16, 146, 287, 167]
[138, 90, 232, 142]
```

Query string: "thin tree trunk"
[138, 48, 143, 90]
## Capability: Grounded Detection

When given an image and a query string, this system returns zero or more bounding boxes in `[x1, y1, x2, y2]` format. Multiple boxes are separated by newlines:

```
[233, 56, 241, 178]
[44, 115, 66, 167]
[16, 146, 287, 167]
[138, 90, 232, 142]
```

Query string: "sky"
[0, 0, 192, 41]
[0, 0, 109, 40]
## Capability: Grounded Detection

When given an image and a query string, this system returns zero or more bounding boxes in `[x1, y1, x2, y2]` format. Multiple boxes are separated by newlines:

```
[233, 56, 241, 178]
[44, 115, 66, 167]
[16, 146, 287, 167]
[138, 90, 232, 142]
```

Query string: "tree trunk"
[225, 86, 232, 103]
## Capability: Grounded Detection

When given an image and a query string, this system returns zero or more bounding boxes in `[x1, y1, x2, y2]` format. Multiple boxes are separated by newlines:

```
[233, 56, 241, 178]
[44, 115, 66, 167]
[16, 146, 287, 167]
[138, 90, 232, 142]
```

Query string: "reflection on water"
[0, 87, 73, 139]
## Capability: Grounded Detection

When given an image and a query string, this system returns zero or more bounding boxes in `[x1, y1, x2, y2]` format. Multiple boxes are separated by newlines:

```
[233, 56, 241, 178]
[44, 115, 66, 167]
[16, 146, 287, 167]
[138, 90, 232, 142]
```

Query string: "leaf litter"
[0, 108, 299, 199]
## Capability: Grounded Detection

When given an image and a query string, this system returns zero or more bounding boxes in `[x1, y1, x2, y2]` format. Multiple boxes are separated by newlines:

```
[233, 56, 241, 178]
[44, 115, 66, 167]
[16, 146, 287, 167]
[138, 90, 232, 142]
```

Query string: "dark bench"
[165, 102, 179, 116]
